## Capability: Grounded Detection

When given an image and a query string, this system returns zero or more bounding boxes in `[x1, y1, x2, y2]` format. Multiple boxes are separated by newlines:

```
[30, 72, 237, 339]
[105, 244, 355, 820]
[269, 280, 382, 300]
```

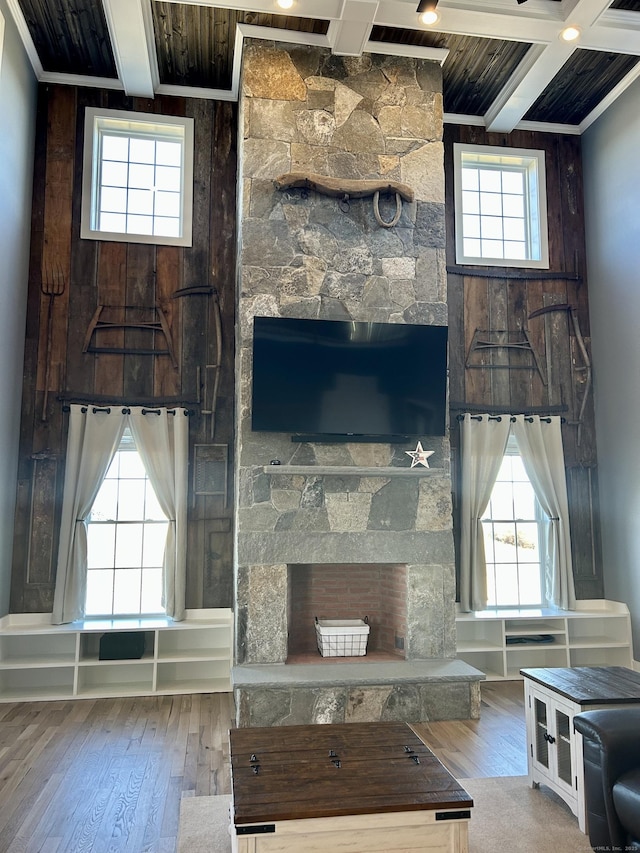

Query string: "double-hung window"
[453, 143, 549, 269]
[81, 107, 194, 247]
[86, 428, 167, 617]
[481, 436, 546, 608]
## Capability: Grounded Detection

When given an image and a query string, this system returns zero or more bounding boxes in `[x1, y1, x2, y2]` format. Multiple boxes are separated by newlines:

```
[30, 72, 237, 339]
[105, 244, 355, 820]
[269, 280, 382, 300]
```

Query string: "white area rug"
[177, 776, 593, 852]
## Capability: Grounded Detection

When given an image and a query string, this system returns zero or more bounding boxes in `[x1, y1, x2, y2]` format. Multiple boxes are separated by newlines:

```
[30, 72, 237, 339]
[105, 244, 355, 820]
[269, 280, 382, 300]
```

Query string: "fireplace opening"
[287, 563, 407, 663]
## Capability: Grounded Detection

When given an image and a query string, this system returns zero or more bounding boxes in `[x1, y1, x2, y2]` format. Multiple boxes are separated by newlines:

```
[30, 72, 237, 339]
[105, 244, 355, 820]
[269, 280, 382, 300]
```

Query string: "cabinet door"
[527, 686, 575, 802]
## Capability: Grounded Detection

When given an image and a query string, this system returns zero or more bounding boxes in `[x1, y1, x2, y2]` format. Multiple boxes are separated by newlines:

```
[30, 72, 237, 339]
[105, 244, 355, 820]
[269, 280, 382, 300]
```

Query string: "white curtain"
[53, 405, 188, 624]
[459, 413, 511, 612]
[459, 412, 576, 613]
[128, 407, 189, 621]
[511, 415, 576, 611]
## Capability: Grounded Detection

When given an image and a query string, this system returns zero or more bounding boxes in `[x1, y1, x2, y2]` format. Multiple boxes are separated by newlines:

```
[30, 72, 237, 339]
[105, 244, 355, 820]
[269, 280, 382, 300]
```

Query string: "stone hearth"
[232, 41, 483, 727]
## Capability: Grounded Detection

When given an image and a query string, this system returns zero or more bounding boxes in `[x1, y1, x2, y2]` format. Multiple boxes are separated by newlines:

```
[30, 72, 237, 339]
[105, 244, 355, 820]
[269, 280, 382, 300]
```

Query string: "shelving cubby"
[456, 600, 633, 680]
[0, 608, 233, 702]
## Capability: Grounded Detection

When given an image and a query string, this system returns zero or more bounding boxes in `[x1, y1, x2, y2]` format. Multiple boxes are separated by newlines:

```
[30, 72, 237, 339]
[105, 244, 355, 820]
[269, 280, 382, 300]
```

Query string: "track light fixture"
[417, 0, 439, 24]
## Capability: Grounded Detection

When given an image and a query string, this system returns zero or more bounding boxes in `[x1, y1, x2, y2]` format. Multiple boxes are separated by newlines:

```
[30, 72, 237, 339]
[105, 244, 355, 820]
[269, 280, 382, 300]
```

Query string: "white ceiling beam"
[101, 0, 157, 98]
[485, 41, 576, 132]
[330, 1, 379, 56]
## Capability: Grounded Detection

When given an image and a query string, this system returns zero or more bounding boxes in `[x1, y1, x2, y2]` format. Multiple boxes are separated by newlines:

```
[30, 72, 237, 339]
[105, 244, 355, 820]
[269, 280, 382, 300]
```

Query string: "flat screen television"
[251, 316, 448, 441]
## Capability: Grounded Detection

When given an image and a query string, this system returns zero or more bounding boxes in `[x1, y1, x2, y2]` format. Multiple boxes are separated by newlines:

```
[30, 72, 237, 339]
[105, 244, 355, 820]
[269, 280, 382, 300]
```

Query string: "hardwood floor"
[0, 681, 526, 852]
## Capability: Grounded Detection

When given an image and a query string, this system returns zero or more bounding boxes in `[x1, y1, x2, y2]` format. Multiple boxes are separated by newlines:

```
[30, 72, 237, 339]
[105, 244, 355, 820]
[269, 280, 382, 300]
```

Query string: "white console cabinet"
[0, 608, 232, 702]
[455, 600, 633, 680]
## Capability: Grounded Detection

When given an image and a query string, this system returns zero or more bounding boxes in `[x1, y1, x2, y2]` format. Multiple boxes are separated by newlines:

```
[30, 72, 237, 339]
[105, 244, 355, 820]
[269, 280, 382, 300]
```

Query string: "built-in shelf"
[259, 465, 444, 476]
[455, 600, 633, 680]
[0, 608, 233, 702]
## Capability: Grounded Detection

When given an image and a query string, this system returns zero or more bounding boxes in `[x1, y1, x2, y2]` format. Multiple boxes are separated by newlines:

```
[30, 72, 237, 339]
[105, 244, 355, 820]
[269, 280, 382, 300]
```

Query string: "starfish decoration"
[405, 441, 434, 468]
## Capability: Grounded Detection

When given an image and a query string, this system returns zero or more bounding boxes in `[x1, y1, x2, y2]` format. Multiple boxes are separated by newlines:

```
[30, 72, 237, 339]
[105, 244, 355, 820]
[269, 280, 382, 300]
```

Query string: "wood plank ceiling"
[9, 0, 640, 134]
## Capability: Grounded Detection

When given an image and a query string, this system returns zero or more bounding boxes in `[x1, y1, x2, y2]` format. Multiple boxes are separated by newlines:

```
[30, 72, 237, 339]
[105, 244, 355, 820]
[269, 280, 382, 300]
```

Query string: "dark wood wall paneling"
[10, 88, 602, 612]
[10, 85, 237, 613]
[445, 125, 603, 600]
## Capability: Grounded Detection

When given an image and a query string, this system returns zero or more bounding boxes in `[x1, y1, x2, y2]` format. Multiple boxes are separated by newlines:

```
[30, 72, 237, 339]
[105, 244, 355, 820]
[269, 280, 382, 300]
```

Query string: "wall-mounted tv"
[251, 316, 448, 442]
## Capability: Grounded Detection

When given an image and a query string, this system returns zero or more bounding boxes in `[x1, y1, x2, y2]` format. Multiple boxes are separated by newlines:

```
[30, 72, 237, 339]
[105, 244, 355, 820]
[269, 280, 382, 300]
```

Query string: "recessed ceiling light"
[560, 25, 581, 42]
[276, 0, 295, 9]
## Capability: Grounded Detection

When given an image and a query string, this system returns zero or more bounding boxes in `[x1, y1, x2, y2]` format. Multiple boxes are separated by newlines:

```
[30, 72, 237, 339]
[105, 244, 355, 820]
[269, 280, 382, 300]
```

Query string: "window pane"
[505, 242, 527, 259]
[100, 186, 127, 213]
[117, 479, 146, 521]
[128, 188, 154, 216]
[115, 523, 143, 567]
[119, 452, 146, 479]
[481, 239, 504, 258]
[488, 482, 514, 519]
[461, 167, 479, 191]
[463, 237, 481, 257]
[113, 569, 142, 615]
[480, 193, 502, 216]
[141, 568, 163, 612]
[142, 523, 168, 566]
[145, 487, 166, 521]
[513, 482, 536, 518]
[153, 217, 180, 238]
[510, 456, 528, 480]
[128, 162, 155, 190]
[517, 522, 540, 557]
[102, 135, 129, 161]
[461, 190, 479, 214]
[479, 169, 502, 192]
[502, 170, 524, 194]
[518, 564, 543, 606]
[127, 214, 153, 235]
[87, 524, 115, 569]
[494, 564, 520, 606]
[99, 212, 127, 233]
[154, 191, 180, 218]
[155, 165, 181, 192]
[102, 160, 128, 187]
[89, 479, 118, 521]
[492, 523, 518, 562]
[156, 140, 182, 167]
[481, 216, 503, 240]
[503, 194, 524, 218]
[85, 570, 114, 616]
[462, 214, 480, 238]
[129, 138, 156, 164]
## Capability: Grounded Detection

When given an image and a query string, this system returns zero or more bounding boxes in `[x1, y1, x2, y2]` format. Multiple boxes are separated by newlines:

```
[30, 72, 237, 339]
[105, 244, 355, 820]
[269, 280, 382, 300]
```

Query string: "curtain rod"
[61, 404, 193, 416]
[456, 414, 566, 424]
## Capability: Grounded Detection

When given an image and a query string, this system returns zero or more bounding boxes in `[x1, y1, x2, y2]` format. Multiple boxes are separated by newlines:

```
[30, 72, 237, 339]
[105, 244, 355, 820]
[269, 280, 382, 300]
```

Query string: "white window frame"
[453, 143, 549, 269]
[482, 435, 547, 609]
[81, 107, 194, 247]
[85, 427, 168, 619]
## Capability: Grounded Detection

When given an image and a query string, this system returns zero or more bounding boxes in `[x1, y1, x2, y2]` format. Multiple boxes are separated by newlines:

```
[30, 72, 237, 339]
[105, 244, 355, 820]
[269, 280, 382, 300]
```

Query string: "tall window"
[482, 437, 545, 608]
[81, 107, 194, 247]
[86, 428, 168, 617]
[453, 143, 549, 269]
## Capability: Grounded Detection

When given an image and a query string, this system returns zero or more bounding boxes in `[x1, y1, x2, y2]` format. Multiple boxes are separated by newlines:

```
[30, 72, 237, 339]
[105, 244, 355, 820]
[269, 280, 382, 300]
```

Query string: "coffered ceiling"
[8, 0, 640, 133]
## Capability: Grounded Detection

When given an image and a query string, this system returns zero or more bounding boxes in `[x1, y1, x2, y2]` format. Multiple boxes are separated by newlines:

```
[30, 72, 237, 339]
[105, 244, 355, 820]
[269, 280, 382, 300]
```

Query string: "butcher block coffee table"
[229, 721, 473, 853]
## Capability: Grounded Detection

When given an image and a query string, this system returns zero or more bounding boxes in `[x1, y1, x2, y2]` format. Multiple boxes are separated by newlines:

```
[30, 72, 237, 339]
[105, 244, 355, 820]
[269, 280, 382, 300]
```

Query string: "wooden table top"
[520, 666, 640, 704]
[230, 721, 473, 826]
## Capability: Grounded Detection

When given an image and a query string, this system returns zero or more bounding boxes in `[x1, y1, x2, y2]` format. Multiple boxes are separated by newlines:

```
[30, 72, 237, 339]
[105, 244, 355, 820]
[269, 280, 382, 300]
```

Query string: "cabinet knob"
[543, 732, 556, 744]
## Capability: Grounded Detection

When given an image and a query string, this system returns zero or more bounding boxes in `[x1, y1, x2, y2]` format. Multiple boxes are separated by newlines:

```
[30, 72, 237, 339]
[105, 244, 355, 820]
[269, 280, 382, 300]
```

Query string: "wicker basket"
[315, 618, 370, 657]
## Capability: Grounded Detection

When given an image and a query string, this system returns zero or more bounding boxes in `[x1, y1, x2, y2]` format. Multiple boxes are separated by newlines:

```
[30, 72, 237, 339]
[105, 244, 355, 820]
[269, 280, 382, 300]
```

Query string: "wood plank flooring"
[0, 681, 525, 851]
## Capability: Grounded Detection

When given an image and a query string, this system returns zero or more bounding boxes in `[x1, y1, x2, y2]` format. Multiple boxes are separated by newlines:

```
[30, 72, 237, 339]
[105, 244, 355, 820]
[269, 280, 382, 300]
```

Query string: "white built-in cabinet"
[455, 600, 633, 680]
[0, 608, 232, 702]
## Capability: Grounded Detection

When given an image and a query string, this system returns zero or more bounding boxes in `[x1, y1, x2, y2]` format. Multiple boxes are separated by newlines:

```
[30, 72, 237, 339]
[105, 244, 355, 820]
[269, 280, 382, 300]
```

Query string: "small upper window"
[453, 143, 549, 269]
[81, 107, 194, 247]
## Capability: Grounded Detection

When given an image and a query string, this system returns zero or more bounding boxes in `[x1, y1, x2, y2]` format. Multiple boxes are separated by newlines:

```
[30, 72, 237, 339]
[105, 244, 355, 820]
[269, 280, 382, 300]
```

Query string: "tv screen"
[251, 317, 448, 441]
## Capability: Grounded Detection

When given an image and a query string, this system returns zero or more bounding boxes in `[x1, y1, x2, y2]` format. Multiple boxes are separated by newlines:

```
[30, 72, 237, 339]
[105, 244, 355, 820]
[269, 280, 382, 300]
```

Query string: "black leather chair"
[573, 708, 640, 852]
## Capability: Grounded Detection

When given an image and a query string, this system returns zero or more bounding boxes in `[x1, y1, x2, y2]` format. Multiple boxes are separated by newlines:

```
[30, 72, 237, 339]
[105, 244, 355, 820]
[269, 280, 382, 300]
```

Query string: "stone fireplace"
[232, 40, 482, 727]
